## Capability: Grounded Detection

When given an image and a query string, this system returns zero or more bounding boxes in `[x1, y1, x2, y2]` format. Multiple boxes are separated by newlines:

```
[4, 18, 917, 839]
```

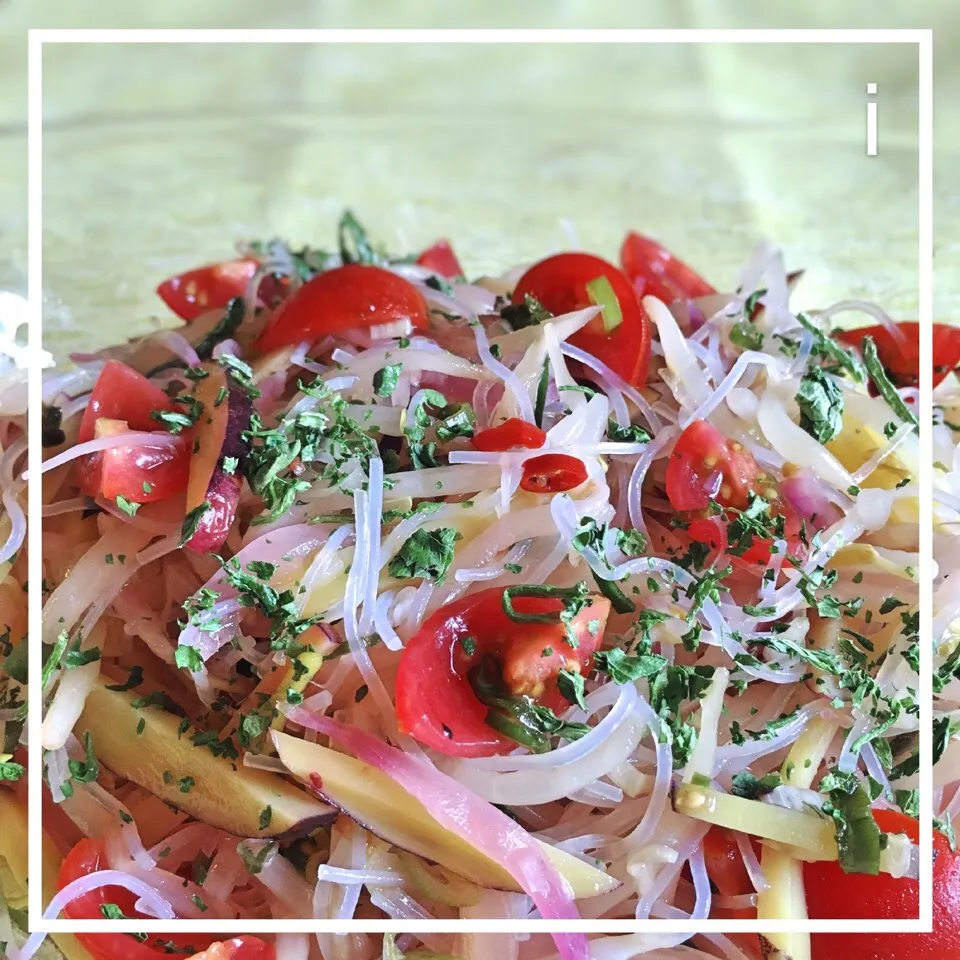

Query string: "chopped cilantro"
[388, 527, 461, 584]
[796, 367, 844, 443]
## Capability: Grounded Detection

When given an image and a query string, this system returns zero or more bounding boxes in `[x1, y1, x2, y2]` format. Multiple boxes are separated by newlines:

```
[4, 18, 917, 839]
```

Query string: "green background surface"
[0, 3, 956, 358]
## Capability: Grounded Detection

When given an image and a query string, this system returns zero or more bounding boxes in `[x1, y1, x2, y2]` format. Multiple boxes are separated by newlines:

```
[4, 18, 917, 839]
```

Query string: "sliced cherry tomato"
[78, 360, 177, 444]
[666, 420, 764, 512]
[703, 827, 754, 899]
[619, 231, 716, 305]
[255, 264, 429, 353]
[835, 321, 960, 390]
[58, 838, 274, 960]
[520, 453, 588, 493]
[76, 418, 191, 504]
[416, 239, 464, 279]
[512, 252, 652, 387]
[396, 587, 610, 757]
[807, 810, 960, 959]
[686, 516, 728, 557]
[157, 258, 258, 322]
[472, 418, 547, 452]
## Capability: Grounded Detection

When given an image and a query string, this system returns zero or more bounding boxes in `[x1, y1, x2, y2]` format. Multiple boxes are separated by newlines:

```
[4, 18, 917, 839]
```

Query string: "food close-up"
[0, 207, 943, 960]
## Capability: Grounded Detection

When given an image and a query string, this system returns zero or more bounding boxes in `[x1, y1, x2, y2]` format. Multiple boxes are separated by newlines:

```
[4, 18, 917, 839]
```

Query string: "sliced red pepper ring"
[834, 321, 960, 389]
[472, 418, 547, 452]
[395, 586, 610, 757]
[520, 453, 588, 493]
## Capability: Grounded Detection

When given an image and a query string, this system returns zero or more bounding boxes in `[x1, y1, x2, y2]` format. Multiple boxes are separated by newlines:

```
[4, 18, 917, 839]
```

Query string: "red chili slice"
[519, 453, 588, 493]
[473, 418, 547, 452]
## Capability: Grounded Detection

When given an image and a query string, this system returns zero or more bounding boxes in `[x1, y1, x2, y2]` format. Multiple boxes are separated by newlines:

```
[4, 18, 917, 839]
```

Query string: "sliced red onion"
[241, 840, 314, 916]
[470, 320, 535, 424]
[285, 709, 588, 960]
[0, 489, 25, 564]
[818, 299, 905, 341]
[317, 865, 403, 887]
[560, 342, 661, 432]
[443, 682, 645, 805]
[780, 471, 844, 528]
[635, 821, 710, 921]
[152, 329, 201, 367]
[852, 421, 915, 485]
[178, 524, 326, 661]
[679, 351, 785, 428]
[610, 699, 672, 856]
[627, 425, 678, 535]
[735, 831, 770, 893]
[289, 341, 327, 375]
[29, 431, 180, 479]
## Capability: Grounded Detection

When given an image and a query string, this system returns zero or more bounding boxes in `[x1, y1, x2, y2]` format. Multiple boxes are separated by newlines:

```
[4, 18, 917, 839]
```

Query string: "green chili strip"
[861, 336, 919, 432]
[194, 297, 246, 361]
[592, 573, 636, 614]
[501, 582, 588, 624]
[534, 358, 550, 428]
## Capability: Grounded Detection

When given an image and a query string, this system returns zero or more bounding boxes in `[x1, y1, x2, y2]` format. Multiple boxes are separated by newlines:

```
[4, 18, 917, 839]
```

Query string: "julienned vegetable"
[29, 210, 931, 957]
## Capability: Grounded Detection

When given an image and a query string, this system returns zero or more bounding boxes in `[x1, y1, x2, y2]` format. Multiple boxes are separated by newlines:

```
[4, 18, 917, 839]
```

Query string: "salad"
[4, 212, 951, 960]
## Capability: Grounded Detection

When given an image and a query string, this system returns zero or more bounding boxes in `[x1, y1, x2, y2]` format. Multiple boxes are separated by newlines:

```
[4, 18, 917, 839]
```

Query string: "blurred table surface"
[0, 1, 956, 354]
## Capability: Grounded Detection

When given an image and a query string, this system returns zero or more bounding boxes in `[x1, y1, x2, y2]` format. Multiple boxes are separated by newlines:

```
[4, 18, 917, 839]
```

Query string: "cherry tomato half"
[520, 453, 588, 493]
[57, 838, 275, 960]
[472, 418, 547, 452]
[807, 810, 960, 960]
[255, 264, 429, 353]
[665, 420, 764, 512]
[78, 360, 177, 445]
[157, 258, 259, 322]
[619, 231, 716, 306]
[512, 252, 652, 387]
[416, 239, 464, 279]
[834, 321, 960, 390]
[396, 587, 610, 757]
[76, 418, 191, 504]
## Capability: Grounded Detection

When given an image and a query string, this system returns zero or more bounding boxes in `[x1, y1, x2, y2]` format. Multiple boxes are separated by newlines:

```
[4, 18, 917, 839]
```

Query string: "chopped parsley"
[373, 363, 402, 398]
[795, 366, 844, 443]
[388, 527, 461, 584]
[174, 645, 205, 673]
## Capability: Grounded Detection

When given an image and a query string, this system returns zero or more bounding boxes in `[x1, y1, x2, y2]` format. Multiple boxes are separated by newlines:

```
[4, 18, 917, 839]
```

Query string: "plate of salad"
[3, 211, 956, 960]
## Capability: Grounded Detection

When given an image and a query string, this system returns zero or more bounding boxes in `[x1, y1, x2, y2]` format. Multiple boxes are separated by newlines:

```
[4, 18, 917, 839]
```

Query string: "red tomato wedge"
[78, 360, 177, 444]
[520, 453, 588, 493]
[255, 264, 429, 353]
[58, 838, 274, 960]
[619, 231, 716, 305]
[807, 810, 960, 959]
[76, 418, 191, 504]
[396, 587, 610, 757]
[666, 420, 763, 512]
[512, 252, 652, 387]
[472, 418, 547, 452]
[157, 258, 258, 322]
[834, 321, 960, 389]
[416, 239, 464, 279]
